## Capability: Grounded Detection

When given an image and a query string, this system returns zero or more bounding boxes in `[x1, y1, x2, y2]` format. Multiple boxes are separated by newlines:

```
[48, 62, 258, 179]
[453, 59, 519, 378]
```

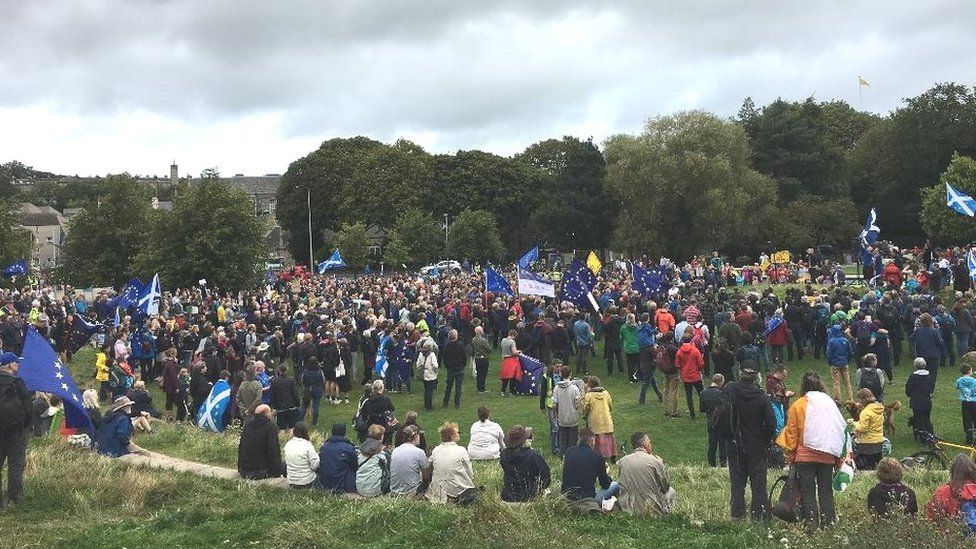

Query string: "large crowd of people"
[1, 242, 976, 533]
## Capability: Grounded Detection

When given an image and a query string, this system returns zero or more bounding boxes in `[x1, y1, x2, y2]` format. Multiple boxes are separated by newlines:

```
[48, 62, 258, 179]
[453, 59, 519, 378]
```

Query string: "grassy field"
[2, 332, 971, 547]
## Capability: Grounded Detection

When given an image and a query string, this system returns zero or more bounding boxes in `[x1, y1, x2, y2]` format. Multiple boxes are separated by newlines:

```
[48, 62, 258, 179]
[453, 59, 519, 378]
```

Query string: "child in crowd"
[867, 458, 917, 516]
[956, 364, 976, 445]
[856, 353, 887, 403]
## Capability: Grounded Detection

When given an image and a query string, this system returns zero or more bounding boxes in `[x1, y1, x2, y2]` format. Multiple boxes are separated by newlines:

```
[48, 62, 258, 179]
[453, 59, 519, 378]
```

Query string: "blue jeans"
[959, 332, 972, 358]
[595, 481, 620, 503]
[302, 394, 322, 425]
[639, 371, 662, 403]
[548, 409, 559, 455]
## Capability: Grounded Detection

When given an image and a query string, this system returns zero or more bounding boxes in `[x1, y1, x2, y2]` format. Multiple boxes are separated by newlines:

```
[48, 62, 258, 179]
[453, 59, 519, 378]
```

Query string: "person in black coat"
[189, 361, 211, 422]
[561, 428, 618, 502]
[237, 405, 285, 480]
[441, 330, 467, 409]
[0, 353, 35, 507]
[269, 366, 300, 432]
[905, 358, 936, 439]
[500, 425, 551, 502]
[725, 367, 777, 521]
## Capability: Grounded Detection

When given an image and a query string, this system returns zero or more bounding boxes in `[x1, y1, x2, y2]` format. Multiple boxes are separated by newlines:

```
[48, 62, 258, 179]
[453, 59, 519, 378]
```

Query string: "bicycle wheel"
[901, 451, 949, 469]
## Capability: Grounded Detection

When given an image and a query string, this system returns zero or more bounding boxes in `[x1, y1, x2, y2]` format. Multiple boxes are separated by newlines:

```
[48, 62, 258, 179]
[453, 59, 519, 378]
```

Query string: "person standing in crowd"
[471, 326, 492, 394]
[617, 431, 676, 515]
[573, 314, 594, 376]
[675, 331, 704, 419]
[621, 313, 640, 383]
[415, 341, 439, 412]
[582, 376, 616, 462]
[726, 365, 776, 520]
[499, 329, 522, 397]
[441, 330, 467, 409]
[553, 366, 583, 457]
[956, 363, 976, 445]
[270, 366, 300, 435]
[300, 357, 325, 426]
[826, 325, 854, 403]
[0, 352, 33, 507]
[499, 425, 551, 502]
[237, 404, 285, 480]
[698, 373, 727, 467]
[906, 358, 936, 438]
[603, 307, 624, 377]
[283, 422, 319, 489]
[911, 313, 945, 386]
[468, 406, 505, 461]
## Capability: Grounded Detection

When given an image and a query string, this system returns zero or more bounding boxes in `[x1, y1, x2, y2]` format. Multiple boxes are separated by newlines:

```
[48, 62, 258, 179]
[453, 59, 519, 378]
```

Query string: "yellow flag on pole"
[771, 250, 791, 264]
[587, 251, 602, 274]
[858, 76, 870, 87]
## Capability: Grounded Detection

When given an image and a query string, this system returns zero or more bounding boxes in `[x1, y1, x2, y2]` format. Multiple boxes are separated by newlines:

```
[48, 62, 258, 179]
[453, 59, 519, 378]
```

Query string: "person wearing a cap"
[98, 396, 135, 458]
[724, 363, 776, 521]
[0, 352, 32, 507]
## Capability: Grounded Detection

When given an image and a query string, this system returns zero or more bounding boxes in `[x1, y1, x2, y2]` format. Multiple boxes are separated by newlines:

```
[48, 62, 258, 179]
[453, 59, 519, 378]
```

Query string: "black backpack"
[709, 387, 736, 440]
[859, 368, 883, 399]
[0, 377, 27, 430]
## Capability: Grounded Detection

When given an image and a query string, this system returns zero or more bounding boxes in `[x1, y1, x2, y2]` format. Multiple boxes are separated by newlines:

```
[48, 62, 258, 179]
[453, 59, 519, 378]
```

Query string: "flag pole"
[306, 187, 314, 273]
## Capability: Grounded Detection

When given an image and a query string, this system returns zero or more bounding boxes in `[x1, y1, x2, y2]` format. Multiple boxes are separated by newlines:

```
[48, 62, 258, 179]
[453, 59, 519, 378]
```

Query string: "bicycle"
[900, 431, 976, 469]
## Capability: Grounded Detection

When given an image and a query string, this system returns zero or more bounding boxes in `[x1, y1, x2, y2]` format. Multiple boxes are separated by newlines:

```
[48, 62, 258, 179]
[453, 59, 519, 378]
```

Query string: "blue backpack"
[960, 500, 976, 537]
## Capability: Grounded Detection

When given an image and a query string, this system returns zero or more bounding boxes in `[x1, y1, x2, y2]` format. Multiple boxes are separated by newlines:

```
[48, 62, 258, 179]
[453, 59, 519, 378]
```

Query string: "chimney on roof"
[170, 161, 179, 198]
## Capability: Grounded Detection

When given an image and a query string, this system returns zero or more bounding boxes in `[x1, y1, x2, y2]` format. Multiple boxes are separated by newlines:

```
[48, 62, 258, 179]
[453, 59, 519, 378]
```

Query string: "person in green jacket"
[621, 313, 640, 383]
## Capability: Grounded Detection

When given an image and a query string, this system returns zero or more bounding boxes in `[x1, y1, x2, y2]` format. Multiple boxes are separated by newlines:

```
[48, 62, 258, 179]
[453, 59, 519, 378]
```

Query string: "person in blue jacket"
[130, 328, 157, 382]
[826, 324, 854, 402]
[316, 422, 358, 494]
[911, 313, 946, 386]
[98, 396, 135, 458]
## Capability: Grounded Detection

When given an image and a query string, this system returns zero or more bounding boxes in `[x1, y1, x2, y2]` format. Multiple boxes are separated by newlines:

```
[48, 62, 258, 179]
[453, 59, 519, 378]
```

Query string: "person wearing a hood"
[847, 388, 884, 470]
[826, 324, 854, 402]
[356, 424, 390, 497]
[582, 376, 616, 461]
[499, 425, 551, 502]
[905, 358, 936, 439]
[675, 331, 704, 419]
[98, 396, 135, 458]
[553, 366, 583, 456]
[726, 366, 777, 520]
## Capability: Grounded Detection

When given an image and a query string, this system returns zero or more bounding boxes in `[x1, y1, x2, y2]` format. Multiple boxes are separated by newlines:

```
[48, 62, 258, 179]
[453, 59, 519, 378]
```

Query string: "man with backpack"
[718, 364, 777, 521]
[0, 352, 33, 508]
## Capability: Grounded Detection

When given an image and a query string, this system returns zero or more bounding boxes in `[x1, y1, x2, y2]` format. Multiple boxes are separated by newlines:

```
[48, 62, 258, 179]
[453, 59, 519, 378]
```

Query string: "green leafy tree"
[920, 153, 976, 243]
[0, 198, 31, 267]
[61, 174, 153, 287]
[138, 170, 268, 290]
[383, 207, 442, 267]
[516, 136, 615, 251]
[604, 111, 778, 258]
[276, 137, 385, 265]
[381, 232, 411, 270]
[343, 140, 433, 226]
[447, 210, 504, 262]
[850, 82, 976, 241]
[335, 222, 370, 271]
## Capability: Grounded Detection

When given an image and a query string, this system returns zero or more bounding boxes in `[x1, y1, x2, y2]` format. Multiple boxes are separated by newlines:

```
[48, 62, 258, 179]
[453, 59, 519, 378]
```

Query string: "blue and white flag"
[137, 273, 161, 317]
[517, 268, 555, 297]
[968, 251, 976, 284]
[947, 183, 976, 217]
[518, 246, 539, 270]
[567, 259, 598, 290]
[485, 267, 514, 296]
[197, 378, 231, 433]
[19, 327, 93, 439]
[318, 249, 347, 274]
[560, 263, 600, 313]
[374, 332, 391, 377]
[1, 259, 28, 278]
[67, 314, 101, 354]
[106, 278, 144, 310]
[513, 354, 545, 396]
[859, 208, 880, 247]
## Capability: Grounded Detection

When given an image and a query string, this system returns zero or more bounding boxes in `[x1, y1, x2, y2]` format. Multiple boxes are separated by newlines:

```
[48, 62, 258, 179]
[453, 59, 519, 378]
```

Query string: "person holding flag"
[0, 352, 33, 508]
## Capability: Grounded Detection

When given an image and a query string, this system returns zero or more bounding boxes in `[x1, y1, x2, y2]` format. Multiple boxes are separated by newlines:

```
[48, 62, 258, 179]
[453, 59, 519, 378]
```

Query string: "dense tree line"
[277, 82, 976, 263]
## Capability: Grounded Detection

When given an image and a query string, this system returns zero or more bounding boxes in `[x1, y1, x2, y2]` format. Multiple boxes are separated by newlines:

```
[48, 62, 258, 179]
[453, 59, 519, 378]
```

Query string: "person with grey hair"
[442, 329, 467, 409]
[416, 340, 439, 412]
[361, 379, 396, 440]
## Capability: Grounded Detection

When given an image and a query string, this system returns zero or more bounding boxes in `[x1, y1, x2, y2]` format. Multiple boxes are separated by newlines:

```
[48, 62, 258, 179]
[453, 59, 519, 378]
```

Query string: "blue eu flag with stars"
[18, 327, 93, 439]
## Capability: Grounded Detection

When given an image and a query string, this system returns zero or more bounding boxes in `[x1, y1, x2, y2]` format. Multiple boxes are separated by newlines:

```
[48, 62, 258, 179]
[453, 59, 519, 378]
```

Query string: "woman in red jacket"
[675, 331, 704, 419]
[927, 453, 976, 521]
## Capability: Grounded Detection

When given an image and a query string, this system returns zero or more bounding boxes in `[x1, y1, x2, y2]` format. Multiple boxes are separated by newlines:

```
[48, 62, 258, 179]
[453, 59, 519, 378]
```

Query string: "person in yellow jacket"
[95, 345, 111, 402]
[582, 376, 617, 462]
[848, 388, 885, 470]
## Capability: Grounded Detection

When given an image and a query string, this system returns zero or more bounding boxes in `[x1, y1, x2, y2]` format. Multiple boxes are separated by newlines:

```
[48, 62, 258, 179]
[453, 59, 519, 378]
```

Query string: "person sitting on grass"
[427, 422, 477, 504]
[237, 404, 285, 480]
[98, 396, 135, 458]
[847, 388, 885, 470]
[390, 425, 430, 498]
[561, 428, 618, 506]
[468, 406, 505, 461]
[926, 454, 976, 521]
[126, 380, 160, 421]
[357, 424, 390, 498]
[867, 457, 917, 517]
[500, 425, 551, 502]
[283, 422, 319, 490]
[317, 422, 358, 494]
[617, 431, 676, 515]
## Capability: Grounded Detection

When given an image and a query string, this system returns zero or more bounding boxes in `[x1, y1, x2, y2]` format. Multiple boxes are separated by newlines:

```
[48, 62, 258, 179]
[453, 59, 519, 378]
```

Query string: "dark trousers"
[891, 337, 903, 366]
[99, 381, 112, 402]
[475, 358, 489, 392]
[558, 425, 579, 456]
[605, 349, 623, 375]
[788, 329, 806, 361]
[302, 394, 322, 425]
[443, 370, 463, 407]
[963, 401, 976, 444]
[175, 395, 190, 422]
[795, 462, 836, 527]
[921, 355, 941, 386]
[911, 407, 934, 438]
[423, 380, 438, 411]
[684, 380, 703, 418]
[639, 369, 662, 403]
[0, 428, 28, 507]
[575, 345, 591, 375]
[728, 448, 768, 520]
[707, 426, 728, 467]
[625, 353, 640, 381]
[501, 378, 516, 394]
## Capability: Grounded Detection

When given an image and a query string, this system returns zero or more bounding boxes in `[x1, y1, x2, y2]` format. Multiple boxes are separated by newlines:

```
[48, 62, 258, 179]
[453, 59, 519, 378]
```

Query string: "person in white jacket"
[284, 423, 320, 488]
[468, 406, 505, 460]
[416, 342, 439, 412]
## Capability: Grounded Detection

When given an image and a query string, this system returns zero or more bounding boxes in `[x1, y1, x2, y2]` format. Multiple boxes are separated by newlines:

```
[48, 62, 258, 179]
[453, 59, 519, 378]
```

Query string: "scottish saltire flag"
[67, 314, 101, 354]
[517, 268, 555, 297]
[137, 273, 161, 316]
[518, 246, 539, 270]
[859, 208, 879, 247]
[513, 354, 545, 396]
[374, 332, 391, 377]
[947, 183, 976, 217]
[197, 378, 231, 433]
[1, 259, 28, 278]
[318, 249, 346, 274]
[485, 267, 514, 296]
[106, 278, 144, 310]
[968, 251, 976, 284]
[19, 327, 93, 439]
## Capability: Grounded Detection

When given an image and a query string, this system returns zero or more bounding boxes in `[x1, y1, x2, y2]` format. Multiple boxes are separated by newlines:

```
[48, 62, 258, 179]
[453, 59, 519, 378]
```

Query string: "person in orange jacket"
[675, 331, 704, 419]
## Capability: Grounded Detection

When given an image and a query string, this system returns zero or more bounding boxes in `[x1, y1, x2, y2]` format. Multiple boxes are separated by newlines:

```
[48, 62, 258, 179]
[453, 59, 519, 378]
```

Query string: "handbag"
[770, 467, 803, 522]
[336, 358, 346, 378]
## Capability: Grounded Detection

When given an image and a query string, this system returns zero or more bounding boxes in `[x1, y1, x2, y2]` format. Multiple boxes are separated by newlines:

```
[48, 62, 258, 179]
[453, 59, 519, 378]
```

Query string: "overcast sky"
[1, 0, 973, 177]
